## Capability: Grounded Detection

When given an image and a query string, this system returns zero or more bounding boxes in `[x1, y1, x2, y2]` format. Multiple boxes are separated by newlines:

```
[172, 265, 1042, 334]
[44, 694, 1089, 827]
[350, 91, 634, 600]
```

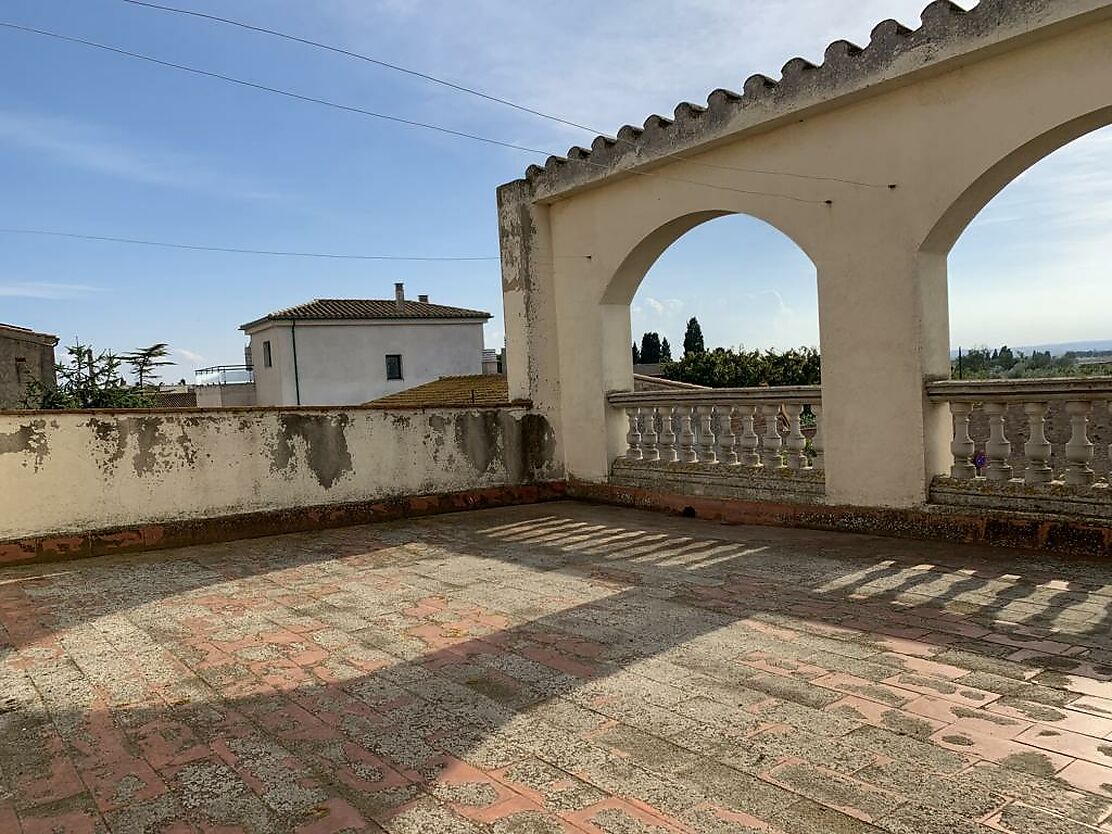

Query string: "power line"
[117, 0, 889, 189]
[0, 22, 545, 156]
[119, 0, 598, 137]
[0, 227, 503, 260]
[0, 20, 831, 204]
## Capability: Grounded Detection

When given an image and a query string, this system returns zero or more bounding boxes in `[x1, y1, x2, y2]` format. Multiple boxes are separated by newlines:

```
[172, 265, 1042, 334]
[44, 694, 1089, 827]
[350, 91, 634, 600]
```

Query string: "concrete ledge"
[931, 476, 1112, 521]
[569, 479, 1112, 559]
[0, 482, 568, 567]
[611, 458, 825, 504]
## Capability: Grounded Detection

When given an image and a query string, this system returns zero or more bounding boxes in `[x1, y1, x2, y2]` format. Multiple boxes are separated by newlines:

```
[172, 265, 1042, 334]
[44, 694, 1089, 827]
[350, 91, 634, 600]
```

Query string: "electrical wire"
[0, 227, 503, 260]
[0, 21, 833, 204]
[117, 0, 889, 189]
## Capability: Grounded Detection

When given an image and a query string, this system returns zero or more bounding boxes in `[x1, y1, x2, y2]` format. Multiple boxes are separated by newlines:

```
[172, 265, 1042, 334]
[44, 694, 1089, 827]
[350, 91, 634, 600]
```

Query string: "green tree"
[123, 343, 173, 389]
[664, 346, 821, 388]
[639, 332, 662, 364]
[632, 342, 641, 364]
[683, 318, 705, 357]
[660, 337, 673, 362]
[22, 340, 154, 409]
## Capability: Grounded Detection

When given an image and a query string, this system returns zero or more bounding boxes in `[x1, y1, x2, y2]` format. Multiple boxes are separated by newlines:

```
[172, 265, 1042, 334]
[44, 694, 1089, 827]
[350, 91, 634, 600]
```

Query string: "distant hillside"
[951, 339, 1112, 359]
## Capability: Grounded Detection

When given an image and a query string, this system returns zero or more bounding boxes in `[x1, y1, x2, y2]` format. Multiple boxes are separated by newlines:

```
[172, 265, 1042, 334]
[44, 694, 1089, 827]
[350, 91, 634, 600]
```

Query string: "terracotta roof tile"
[365, 375, 519, 409]
[241, 298, 490, 329]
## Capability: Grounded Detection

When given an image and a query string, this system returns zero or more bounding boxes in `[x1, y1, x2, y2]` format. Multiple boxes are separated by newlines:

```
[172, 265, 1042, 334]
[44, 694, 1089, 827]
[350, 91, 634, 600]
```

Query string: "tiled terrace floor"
[2, 503, 1112, 834]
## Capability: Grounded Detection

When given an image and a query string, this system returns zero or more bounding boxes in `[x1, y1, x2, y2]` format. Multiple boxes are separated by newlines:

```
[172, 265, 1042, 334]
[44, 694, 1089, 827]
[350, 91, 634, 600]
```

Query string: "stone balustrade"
[928, 379, 1112, 486]
[607, 387, 824, 503]
[927, 379, 1112, 519]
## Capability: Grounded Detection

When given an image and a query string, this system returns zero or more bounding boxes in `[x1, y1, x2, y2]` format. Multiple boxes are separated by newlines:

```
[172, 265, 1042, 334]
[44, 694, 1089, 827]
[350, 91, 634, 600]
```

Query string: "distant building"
[0, 323, 58, 409]
[633, 363, 665, 378]
[194, 364, 257, 408]
[148, 385, 199, 409]
[240, 284, 491, 406]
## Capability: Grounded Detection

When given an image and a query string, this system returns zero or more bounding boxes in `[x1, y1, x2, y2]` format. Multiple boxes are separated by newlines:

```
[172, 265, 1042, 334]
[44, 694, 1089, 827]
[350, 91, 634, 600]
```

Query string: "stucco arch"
[922, 106, 1112, 256]
[601, 209, 820, 307]
[498, 0, 1112, 501]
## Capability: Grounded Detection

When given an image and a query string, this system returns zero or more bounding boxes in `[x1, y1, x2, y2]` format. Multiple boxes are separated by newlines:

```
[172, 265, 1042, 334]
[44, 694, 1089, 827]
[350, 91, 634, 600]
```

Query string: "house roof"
[241, 298, 491, 330]
[365, 375, 521, 410]
[0, 322, 59, 346]
[149, 390, 198, 408]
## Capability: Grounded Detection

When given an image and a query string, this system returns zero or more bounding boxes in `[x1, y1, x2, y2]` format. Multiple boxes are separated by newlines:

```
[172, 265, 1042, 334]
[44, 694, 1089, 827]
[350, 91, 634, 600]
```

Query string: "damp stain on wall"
[454, 410, 556, 481]
[270, 413, 354, 489]
[87, 416, 198, 477]
[0, 420, 49, 470]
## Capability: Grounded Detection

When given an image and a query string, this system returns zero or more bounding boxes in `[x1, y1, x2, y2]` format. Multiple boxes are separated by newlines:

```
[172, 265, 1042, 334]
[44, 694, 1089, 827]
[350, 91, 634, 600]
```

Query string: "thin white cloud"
[644, 297, 683, 315]
[0, 111, 279, 201]
[174, 348, 206, 365]
[0, 281, 101, 299]
[323, 1, 978, 147]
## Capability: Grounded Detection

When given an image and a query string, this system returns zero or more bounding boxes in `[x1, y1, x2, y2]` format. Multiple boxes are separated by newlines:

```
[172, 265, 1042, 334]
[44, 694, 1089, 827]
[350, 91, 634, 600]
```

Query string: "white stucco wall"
[498, 3, 1112, 510]
[248, 320, 486, 407]
[195, 383, 257, 408]
[0, 407, 558, 540]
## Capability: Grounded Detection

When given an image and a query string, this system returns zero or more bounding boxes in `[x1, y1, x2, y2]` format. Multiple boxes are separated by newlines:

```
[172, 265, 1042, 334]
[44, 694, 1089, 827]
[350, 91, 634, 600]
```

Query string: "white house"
[240, 284, 491, 406]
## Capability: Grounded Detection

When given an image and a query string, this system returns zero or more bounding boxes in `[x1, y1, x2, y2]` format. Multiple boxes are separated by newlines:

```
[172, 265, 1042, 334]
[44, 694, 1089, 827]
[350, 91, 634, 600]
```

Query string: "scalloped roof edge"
[512, 0, 1112, 201]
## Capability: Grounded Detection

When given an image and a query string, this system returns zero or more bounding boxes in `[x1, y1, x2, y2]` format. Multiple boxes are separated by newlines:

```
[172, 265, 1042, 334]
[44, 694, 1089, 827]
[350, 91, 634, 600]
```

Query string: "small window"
[385, 354, 403, 380]
[263, 340, 272, 368]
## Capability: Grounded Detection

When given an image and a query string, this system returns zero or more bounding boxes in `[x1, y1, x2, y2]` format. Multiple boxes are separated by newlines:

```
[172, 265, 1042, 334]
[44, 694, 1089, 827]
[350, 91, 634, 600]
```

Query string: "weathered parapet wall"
[0, 406, 560, 546]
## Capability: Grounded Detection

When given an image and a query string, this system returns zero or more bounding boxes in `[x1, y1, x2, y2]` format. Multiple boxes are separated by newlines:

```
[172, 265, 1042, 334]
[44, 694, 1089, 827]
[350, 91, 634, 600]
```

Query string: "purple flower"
[974, 451, 987, 471]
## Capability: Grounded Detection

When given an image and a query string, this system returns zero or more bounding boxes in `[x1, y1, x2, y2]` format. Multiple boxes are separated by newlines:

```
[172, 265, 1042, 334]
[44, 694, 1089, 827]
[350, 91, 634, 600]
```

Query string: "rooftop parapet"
[516, 0, 1112, 201]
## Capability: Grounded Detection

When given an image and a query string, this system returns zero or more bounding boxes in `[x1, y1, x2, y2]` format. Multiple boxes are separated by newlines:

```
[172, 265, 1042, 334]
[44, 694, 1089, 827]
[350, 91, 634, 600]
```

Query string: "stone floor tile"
[985, 801, 1100, 834]
[1014, 725, 1112, 767]
[930, 725, 1074, 776]
[880, 673, 1002, 709]
[1054, 759, 1112, 798]
[762, 760, 901, 823]
[829, 695, 947, 739]
[809, 674, 918, 708]
[955, 761, 1111, 826]
[876, 803, 995, 833]
[1067, 695, 1112, 720]
[986, 698, 1112, 738]
[2, 503, 1111, 834]
[770, 797, 884, 833]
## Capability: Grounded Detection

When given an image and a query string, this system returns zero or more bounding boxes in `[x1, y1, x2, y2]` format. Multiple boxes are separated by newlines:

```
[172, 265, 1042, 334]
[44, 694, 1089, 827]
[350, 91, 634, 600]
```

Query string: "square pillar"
[817, 248, 952, 507]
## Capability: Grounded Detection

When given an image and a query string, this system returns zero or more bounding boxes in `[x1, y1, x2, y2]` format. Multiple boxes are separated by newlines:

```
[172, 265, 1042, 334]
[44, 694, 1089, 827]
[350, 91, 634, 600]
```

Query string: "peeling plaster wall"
[0, 407, 559, 539]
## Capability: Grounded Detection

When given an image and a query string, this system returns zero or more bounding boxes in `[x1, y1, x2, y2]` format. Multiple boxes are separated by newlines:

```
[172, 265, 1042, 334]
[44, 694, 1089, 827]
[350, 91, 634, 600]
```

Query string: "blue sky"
[0, 0, 1107, 383]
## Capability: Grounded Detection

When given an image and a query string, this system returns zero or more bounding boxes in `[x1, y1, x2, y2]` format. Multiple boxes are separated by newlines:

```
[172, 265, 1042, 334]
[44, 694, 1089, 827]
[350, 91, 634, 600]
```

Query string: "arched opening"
[949, 123, 1112, 374]
[925, 111, 1112, 485]
[617, 213, 820, 389]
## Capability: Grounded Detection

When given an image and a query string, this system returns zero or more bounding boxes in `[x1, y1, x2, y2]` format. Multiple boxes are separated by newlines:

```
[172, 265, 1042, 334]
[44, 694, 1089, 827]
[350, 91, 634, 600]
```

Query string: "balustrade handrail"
[929, 376, 1111, 487]
[927, 377, 1112, 403]
[608, 385, 821, 407]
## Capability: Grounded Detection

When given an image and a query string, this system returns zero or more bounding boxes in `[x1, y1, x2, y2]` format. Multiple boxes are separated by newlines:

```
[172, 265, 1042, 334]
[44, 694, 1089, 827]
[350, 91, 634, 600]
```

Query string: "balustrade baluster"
[983, 402, 1012, 481]
[811, 404, 825, 472]
[1023, 402, 1053, 484]
[677, 407, 698, 463]
[739, 406, 761, 468]
[761, 404, 785, 471]
[1065, 401, 1095, 486]
[697, 406, 718, 464]
[641, 407, 659, 462]
[625, 407, 642, 461]
[718, 406, 738, 465]
[783, 404, 808, 471]
[657, 406, 677, 463]
[949, 402, 976, 479]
